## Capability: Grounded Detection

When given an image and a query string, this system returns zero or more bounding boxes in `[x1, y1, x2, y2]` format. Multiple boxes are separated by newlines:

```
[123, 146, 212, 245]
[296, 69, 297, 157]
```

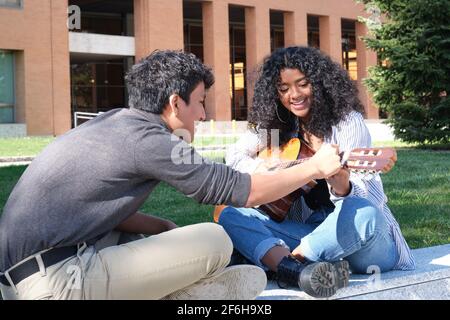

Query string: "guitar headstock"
[344, 148, 397, 174]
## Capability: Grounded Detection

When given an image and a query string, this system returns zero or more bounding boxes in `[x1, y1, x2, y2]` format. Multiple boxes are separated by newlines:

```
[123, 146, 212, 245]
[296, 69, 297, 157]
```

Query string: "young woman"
[219, 46, 415, 298]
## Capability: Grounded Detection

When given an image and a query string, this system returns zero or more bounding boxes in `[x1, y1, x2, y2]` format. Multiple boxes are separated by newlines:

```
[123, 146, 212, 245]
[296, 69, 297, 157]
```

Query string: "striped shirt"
[225, 111, 416, 271]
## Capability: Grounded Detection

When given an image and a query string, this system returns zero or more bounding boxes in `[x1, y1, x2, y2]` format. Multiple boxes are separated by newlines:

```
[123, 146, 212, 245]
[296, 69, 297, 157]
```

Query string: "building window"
[68, 0, 134, 36]
[270, 11, 284, 52]
[0, 50, 15, 123]
[307, 15, 320, 49]
[342, 19, 357, 81]
[70, 58, 132, 126]
[79, 12, 132, 36]
[183, 1, 204, 61]
[0, 0, 21, 8]
[229, 6, 247, 121]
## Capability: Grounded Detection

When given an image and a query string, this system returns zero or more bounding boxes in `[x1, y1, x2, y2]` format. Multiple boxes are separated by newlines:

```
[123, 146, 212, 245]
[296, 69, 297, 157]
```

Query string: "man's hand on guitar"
[310, 144, 342, 179]
[381, 149, 397, 173]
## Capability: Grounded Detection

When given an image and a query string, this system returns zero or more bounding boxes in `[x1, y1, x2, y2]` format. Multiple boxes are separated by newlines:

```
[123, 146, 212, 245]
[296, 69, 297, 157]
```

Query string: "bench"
[257, 244, 450, 300]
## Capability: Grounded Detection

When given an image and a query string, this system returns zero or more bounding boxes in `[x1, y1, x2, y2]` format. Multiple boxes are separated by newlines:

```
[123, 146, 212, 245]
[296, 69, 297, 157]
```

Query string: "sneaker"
[162, 265, 267, 300]
[276, 255, 346, 298]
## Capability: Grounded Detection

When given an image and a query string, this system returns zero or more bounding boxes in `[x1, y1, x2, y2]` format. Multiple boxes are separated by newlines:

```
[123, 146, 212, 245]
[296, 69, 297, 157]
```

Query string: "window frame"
[0, 0, 23, 9]
[0, 50, 16, 124]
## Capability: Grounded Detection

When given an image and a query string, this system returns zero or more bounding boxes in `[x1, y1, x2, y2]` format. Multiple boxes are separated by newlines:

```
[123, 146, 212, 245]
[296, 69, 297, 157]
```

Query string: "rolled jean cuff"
[297, 238, 320, 263]
[254, 238, 290, 271]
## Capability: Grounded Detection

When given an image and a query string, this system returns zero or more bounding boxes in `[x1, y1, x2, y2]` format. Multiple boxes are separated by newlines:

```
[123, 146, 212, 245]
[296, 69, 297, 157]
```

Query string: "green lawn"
[0, 147, 448, 249]
[0, 137, 55, 157]
[0, 165, 216, 227]
[0, 136, 236, 158]
[380, 149, 450, 248]
[192, 135, 240, 147]
[1, 136, 447, 158]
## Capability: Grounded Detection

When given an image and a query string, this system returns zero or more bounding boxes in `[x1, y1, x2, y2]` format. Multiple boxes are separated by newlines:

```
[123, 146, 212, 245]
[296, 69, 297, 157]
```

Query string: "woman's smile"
[290, 97, 309, 111]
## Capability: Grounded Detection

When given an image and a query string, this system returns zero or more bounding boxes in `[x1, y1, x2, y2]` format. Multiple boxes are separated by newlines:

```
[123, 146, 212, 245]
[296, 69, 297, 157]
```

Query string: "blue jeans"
[218, 197, 398, 274]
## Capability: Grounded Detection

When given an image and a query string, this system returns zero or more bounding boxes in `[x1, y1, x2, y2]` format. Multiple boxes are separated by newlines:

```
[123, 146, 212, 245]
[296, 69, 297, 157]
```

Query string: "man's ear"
[168, 94, 180, 115]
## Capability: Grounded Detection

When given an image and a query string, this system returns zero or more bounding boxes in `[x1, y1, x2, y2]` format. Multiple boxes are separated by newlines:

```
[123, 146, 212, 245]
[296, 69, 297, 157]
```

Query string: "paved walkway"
[0, 156, 34, 167]
[257, 244, 450, 300]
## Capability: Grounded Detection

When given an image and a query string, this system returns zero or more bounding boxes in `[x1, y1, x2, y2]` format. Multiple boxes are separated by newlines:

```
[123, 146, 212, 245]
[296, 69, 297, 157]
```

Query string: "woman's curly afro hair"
[249, 46, 365, 141]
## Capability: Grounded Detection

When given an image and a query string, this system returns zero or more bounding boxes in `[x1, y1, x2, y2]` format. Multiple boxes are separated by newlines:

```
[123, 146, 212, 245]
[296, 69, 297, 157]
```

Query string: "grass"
[0, 136, 235, 158]
[0, 137, 449, 249]
[1, 136, 446, 158]
[380, 149, 450, 248]
[0, 137, 55, 157]
[192, 135, 240, 147]
[0, 165, 216, 227]
[373, 140, 450, 150]
[0, 146, 448, 249]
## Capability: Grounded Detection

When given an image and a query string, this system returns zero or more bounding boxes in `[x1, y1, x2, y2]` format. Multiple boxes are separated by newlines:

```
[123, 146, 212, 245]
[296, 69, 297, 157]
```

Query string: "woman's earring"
[275, 105, 288, 123]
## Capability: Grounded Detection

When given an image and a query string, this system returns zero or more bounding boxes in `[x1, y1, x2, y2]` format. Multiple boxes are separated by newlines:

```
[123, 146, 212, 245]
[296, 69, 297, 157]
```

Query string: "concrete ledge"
[0, 156, 34, 163]
[257, 244, 450, 300]
[0, 156, 34, 167]
[0, 124, 26, 138]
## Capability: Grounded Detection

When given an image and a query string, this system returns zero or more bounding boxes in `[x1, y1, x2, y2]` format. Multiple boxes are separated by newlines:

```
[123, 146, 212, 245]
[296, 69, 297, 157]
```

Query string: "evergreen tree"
[359, 0, 450, 144]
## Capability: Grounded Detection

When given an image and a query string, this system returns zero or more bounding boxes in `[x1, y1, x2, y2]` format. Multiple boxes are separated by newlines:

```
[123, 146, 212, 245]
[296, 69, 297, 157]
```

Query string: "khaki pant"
[0, 223, 233, 300]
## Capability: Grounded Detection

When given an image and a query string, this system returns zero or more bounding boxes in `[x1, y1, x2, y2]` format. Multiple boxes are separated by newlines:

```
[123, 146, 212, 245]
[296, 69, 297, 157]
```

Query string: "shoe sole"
[162, 265, 267, 300]
[332, 260, 350, 289]
[299, 262, 339, 298]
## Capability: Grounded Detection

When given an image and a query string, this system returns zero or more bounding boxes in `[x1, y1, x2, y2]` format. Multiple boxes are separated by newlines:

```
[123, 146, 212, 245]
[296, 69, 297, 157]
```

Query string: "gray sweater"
[0, 108, 251, 272]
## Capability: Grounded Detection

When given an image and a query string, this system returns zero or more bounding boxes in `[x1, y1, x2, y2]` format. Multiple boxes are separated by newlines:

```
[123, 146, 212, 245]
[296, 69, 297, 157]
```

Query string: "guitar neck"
[271, 147, 394, 174]
[276, 153, 346, 170]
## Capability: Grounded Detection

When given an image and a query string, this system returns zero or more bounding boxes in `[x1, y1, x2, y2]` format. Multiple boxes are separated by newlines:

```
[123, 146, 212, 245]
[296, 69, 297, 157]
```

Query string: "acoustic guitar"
[213, 137, 397, 223]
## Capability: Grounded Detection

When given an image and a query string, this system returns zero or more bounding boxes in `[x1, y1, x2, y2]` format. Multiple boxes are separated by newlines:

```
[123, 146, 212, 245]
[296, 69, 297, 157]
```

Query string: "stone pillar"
[284, 11, 308, 47]
[202, 1, 231, 120]
[245, 5, 271, 112]
[134, 0, 184, 61]
[356, 22, 379, 119]
[51, 0, 71, 135]
[319, 15, 342, 64]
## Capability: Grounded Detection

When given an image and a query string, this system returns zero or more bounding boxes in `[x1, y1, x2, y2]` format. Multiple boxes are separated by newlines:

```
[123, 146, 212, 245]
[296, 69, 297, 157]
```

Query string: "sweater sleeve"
[134, 125, 251, 207]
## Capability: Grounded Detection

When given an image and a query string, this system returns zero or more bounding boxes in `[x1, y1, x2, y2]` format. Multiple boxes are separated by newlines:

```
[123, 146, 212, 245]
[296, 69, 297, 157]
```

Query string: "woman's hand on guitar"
[326, 168, 351, 197]
[310, 144, 342, 179]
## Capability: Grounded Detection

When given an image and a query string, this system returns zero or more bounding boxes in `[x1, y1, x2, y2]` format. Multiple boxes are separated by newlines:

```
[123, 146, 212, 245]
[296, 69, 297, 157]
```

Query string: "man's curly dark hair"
[249, 46, 365, 142]
[126, 50, 214, 114]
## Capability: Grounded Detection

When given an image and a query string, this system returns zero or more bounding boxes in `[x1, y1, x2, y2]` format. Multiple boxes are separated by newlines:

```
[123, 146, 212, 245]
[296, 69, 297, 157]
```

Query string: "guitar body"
[257, 138, 315, 222]
[258, 137, 301, 161]
[214, 138, 309, 223]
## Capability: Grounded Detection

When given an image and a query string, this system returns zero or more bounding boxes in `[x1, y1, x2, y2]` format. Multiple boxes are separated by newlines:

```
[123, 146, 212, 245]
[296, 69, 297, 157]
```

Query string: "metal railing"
[73, 111, 103, 127]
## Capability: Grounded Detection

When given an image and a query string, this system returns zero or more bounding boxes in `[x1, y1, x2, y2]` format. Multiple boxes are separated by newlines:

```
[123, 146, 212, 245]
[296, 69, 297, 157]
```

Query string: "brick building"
[0, 0, 378, 136]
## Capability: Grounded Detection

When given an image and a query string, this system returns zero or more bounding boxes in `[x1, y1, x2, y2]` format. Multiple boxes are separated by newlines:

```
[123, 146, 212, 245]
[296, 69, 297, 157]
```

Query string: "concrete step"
[257, 244, 450, 300]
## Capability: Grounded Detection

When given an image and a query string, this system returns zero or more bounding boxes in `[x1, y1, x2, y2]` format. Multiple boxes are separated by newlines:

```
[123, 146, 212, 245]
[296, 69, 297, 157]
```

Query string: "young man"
[0, 50, 345, 300]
